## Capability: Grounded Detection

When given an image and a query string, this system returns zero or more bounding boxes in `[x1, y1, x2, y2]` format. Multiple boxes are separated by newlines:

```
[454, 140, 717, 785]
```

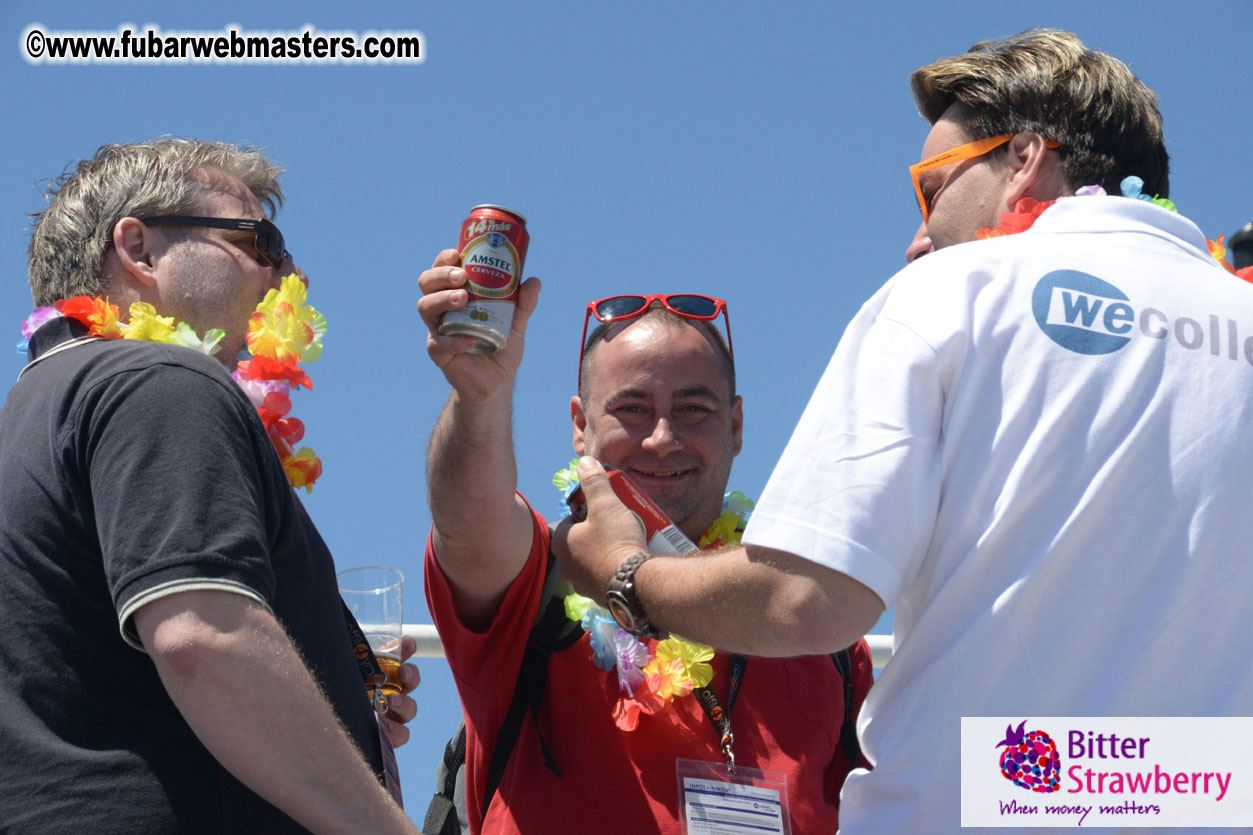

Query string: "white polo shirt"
[745, 196, 1253, 834]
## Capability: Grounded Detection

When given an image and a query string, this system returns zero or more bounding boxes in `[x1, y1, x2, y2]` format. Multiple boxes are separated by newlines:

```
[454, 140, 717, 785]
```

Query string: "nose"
[905, 221, 933, 264]
[275, 255, 309, 288]
[640, 417, 682, 457]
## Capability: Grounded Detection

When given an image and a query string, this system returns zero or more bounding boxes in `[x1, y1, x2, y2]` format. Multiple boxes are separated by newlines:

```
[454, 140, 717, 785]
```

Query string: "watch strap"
[607, 551, 659, 638]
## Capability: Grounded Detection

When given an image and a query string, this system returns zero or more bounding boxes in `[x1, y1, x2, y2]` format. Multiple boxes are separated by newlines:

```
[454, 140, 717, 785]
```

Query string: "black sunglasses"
[141, 216, 290, 269]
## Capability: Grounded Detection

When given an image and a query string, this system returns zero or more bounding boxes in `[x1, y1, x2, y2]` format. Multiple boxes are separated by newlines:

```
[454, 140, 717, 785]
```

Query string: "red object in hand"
[565, 468, 700, 556]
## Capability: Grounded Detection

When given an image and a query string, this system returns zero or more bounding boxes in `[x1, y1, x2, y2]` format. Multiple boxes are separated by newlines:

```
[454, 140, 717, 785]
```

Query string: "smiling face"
[572, 315, 743, 541]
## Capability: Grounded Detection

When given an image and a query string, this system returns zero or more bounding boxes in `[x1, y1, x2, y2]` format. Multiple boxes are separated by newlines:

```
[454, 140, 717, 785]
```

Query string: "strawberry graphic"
[996, 720, 1061, 793]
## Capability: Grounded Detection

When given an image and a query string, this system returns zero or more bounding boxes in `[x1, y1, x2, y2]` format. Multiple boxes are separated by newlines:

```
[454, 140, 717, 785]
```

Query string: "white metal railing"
[404, 624, 894, 668]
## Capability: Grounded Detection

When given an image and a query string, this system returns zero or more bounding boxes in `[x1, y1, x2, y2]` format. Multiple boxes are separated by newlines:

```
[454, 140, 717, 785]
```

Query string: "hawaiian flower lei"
[552, 460, 756, 732]
[19, 274, 327, 491]
[977, 176, 1253, 284]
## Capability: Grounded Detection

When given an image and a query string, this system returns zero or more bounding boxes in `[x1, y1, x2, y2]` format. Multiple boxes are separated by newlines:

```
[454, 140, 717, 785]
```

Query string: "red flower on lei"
[975, 198, 1057, 240]
[975, 190, 1253, 286]
[25, 276, 325, 492]
[1209, 235, 1253, 284]
[54, 296, 126, 338]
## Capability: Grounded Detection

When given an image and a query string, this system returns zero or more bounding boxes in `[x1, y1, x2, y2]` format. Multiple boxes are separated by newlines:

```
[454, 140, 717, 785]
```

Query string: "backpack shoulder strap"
[424, 522, 586, 832]
[421, 722, 467, 835]
[479, 545, 581, 820]
[831, 647, 861, 765]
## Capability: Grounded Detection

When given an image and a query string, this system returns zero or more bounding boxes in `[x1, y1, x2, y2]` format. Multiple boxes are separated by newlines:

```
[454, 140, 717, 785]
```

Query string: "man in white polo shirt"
[555, 28, 1253, 833]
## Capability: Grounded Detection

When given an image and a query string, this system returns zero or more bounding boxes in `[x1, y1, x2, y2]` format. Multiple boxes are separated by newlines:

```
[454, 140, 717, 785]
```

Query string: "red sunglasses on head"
[578, 294, 733, 391]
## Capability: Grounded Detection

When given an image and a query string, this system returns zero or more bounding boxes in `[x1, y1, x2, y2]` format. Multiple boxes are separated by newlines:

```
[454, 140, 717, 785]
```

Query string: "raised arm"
[418, 249, 542, 629]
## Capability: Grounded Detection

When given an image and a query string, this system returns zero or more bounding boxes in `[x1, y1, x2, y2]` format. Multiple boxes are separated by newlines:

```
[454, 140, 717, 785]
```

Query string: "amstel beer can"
[564, 468, 700, 556]
[438, 205, 529, 353]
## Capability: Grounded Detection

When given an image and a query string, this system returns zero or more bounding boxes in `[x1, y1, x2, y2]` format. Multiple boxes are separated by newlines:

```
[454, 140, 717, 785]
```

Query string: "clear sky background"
[4, 0, 1250, 815]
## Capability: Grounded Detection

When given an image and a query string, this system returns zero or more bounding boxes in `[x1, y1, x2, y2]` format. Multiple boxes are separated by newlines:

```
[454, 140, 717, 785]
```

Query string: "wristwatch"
[606, 552, 660, 639]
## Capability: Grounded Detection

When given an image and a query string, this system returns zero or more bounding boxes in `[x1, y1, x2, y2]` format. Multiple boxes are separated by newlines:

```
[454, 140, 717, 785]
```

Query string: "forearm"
[554, 459, 884, 656]
[137, 592, 415, 835]
[425, 390, 534, 626]
[628, 546, 882, 656]
[426, 388, 522, 541]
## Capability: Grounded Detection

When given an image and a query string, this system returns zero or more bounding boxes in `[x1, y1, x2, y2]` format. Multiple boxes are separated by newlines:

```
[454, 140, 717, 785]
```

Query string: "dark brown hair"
[911, 28, 1169, 197]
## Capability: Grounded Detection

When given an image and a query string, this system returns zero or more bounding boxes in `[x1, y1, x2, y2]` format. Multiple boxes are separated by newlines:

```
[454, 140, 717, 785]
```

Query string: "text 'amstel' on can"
[438, 205, 529, 354]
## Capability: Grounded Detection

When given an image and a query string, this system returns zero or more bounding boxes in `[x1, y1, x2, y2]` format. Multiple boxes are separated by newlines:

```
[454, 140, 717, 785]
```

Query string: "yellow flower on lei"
[551, 478, 756, 730]
[553, 458, 581, 491]
[91, 302, 126, 340]
[564, 593, 595, 622]
[247, 274, 327, 363]
[642, 658, 696, 701]
[123, 303, 176, 343]
[283, 446, 323, 492]
[653, 636, 715, 689]
[27, 282, 326, 493]
[698, 491, 754, 549]
[698, 511, 738, 549]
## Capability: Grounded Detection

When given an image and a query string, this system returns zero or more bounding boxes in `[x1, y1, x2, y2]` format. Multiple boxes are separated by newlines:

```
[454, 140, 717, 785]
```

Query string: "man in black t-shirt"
[0, 140, 421, 833]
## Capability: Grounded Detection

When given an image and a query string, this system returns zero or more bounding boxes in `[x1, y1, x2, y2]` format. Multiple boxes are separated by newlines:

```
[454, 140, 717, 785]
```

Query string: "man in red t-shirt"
[418, 253, 874, 835]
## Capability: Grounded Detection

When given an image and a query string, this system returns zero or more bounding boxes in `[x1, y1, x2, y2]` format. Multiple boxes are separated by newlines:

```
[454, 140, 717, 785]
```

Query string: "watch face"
[606, 593, 635, 631]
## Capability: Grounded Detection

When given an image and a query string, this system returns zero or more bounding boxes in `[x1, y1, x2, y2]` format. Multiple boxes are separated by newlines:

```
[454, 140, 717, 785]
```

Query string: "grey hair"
[28, 138, 284, 306]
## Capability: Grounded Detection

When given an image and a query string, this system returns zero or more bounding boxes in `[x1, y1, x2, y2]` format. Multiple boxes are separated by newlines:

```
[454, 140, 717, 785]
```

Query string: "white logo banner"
[961, 717, 1253, 828]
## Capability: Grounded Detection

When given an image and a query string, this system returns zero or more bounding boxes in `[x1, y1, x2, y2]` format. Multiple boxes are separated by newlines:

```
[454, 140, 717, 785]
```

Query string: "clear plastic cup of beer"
[337, 566, 405, 696]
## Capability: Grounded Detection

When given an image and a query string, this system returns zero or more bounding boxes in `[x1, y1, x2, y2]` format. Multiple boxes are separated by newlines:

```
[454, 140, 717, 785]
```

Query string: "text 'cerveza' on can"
[438, 205, 529, 353]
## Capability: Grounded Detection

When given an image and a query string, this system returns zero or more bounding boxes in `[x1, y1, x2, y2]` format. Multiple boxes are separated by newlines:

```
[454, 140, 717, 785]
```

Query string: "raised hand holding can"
[437, 204, 529, 353]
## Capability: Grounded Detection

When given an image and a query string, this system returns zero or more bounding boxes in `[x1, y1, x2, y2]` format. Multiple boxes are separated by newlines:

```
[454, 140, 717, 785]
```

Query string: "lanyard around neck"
[692, 653, 747, 769]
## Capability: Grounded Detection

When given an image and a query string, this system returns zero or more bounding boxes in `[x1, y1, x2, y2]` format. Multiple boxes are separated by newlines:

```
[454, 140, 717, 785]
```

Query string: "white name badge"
[676, 758, 790, 835]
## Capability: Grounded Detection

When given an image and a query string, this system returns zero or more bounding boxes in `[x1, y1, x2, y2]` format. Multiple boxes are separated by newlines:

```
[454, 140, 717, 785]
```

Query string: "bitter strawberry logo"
[996, 720, 1061, 793]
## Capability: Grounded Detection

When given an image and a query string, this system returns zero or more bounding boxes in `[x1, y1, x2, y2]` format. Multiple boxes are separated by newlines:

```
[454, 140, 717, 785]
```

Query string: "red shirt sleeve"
[423, 496, 552, 832]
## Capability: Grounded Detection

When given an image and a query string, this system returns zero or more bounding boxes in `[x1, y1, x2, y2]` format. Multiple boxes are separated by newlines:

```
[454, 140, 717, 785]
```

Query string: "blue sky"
[4, 0, 1250, 812]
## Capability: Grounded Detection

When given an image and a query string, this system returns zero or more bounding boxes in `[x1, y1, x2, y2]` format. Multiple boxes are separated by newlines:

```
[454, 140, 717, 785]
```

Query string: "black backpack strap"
[423, 528, 584, 832]
[480, 549, 583, 821]
[831, 647, 861, 765]
[421, 723, 467, 835]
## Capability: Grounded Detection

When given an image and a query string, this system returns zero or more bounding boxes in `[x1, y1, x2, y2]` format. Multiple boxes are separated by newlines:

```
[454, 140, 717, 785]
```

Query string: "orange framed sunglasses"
[910, 134, 1060, 222]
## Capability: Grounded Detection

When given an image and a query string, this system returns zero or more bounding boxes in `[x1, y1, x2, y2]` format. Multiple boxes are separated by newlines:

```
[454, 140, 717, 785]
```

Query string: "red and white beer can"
[565, 468, 700, 556]
[438, 204, 529, 353]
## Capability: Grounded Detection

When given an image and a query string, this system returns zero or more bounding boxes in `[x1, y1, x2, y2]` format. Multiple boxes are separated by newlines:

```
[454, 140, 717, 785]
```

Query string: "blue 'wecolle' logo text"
[1032, 270, 1133, 355]
[1031, 270, 1253, 365]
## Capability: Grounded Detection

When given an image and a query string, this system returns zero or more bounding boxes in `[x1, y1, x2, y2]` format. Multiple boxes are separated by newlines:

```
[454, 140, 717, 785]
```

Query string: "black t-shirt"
[0, 318, 381, 833]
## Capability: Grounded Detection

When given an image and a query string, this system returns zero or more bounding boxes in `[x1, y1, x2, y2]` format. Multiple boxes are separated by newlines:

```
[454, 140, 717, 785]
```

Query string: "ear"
[1003, 133, 1063, 208]
[730, 395, 744, 457]
[571, 395, 588, 455]
[111, 217, 160, 288]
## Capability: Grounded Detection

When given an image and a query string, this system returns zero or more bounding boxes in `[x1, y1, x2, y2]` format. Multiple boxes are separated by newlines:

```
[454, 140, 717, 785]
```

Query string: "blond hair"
[911, 28, 1169, 197]
[28, 139, 284, 306]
